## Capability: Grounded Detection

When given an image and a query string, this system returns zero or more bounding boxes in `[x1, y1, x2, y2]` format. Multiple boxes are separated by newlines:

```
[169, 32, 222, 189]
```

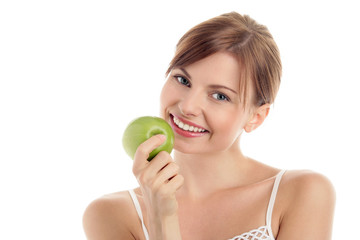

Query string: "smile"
[173, 115, 206, 132]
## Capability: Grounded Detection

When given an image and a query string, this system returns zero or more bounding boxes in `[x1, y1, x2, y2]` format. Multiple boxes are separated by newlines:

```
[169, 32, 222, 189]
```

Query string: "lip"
[169, 114, 209, 138]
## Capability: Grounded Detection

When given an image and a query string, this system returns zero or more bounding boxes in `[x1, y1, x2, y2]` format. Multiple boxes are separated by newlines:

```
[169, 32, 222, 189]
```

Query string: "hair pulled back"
[166, 12, 282, 106]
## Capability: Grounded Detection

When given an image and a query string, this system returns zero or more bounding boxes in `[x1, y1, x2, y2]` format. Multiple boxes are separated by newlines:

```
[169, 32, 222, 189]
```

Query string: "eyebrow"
[209, 85, 238, 94]
[179, 68, 192, 80]
[179, 68, 238, 94]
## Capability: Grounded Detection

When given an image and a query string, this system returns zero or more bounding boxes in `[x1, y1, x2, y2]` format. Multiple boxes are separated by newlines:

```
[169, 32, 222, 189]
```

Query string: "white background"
[1, 0, 359, 239]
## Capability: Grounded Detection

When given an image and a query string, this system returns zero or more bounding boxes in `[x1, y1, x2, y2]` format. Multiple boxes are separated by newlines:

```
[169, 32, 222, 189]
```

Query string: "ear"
[244, 104, 270, 133]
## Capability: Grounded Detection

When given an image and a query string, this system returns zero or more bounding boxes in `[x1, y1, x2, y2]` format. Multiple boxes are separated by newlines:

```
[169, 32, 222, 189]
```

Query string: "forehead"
[184, 51, 241, 88]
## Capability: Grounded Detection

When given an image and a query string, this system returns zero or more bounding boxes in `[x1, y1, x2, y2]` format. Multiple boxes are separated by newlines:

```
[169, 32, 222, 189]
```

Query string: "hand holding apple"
[122, 116, 175, 161]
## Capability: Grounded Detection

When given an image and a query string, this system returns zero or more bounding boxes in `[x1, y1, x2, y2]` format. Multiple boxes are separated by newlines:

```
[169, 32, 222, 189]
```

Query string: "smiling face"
[160, 51, 259, 155]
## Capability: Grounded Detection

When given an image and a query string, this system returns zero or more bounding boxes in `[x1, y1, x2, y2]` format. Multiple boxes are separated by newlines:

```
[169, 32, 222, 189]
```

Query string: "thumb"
[132, 134, 166, 174]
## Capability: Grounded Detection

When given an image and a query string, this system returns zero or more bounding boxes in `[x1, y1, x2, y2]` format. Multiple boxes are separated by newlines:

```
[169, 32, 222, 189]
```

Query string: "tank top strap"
[128, 189, 150, 240]
[265, 170, 286, 238]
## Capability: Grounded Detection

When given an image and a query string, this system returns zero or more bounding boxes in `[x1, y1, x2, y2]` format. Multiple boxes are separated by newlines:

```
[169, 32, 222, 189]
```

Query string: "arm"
[82, 196, 135, 240]
[132, 135, 184, 240]
[276, 171, 336, 240]
[83, 135, 183, 240]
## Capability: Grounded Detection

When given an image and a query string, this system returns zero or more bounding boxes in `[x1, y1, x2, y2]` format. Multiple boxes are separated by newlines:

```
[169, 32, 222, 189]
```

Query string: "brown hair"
[166, 12, 282, 107]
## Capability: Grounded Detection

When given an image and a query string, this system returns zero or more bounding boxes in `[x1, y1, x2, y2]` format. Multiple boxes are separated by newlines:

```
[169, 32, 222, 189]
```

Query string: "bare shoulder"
[281, 169, 336, 200]
[276, 170, 336, 240]
[82, 191, 139, 240]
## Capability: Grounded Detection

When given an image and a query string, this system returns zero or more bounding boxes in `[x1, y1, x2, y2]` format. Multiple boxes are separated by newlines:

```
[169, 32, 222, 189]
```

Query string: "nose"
[178, 89, 203, 117]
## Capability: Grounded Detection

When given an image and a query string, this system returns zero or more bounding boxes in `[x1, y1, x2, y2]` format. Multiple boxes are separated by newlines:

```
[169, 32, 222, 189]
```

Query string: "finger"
[154, 162, 180, 185]
[145, 151, 173, 176]
[135, 151, 173, 186]
[165, 174, 184, 193]
[132, 134, 166, 175]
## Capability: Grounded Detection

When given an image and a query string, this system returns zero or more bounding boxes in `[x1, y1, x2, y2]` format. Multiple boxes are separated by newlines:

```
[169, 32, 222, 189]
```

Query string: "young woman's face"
[160, 51, 254, 155]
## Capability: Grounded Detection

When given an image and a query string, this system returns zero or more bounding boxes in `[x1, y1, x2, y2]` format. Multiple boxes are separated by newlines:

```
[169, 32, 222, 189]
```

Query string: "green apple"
[122, 116, 174, 161]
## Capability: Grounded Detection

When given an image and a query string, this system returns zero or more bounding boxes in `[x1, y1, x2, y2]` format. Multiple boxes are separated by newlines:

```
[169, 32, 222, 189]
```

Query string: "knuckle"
[176, 174, 184, 180]
[172, 163, 180, 172]
[178, 175, 184, 183]
[135, 145, 148, 157]
[174, 174, 184, 186]
[167, 162, 179, 172]
[156, 151, 168, 159]
[132, 163, 144, 177]
[137, 172, 149, 185]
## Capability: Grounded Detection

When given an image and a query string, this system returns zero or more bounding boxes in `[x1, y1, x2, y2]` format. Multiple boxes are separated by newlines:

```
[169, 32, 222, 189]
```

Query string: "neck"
[173, 143, 250, 200]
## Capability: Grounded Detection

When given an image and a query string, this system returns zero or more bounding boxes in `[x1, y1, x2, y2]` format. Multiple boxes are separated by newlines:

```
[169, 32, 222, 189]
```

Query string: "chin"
[173, 142, 217, 156]
[173, 142, 202, 155]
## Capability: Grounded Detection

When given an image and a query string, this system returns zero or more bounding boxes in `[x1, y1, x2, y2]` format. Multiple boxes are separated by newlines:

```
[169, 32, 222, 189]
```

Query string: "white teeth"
[172, 116, 206, 133]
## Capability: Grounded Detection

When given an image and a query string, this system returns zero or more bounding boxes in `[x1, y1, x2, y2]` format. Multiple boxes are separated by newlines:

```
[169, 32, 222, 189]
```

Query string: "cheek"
[160, 81, 177, 118]
[220, 117, 243, 134]
[210, 109, 247, 138]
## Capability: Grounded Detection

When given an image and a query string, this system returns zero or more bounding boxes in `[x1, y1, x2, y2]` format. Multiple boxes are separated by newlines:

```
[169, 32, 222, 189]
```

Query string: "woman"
[83, 12, 335, 240]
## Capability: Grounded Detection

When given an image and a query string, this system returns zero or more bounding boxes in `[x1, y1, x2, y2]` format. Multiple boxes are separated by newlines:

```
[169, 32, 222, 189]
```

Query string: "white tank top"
[128, 169, 286, 240]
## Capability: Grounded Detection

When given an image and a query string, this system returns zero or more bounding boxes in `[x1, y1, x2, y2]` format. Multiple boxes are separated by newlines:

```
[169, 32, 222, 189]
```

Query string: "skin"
[83, 52, 336, 240]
